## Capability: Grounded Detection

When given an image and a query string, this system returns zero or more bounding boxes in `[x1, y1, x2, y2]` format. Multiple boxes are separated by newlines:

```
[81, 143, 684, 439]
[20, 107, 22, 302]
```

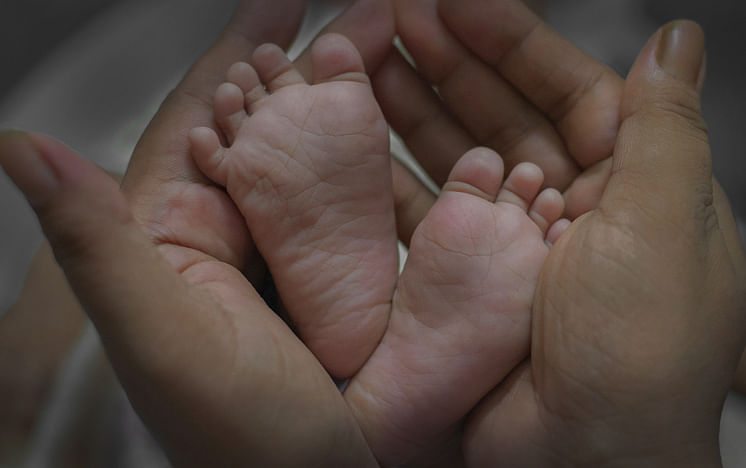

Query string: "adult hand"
[371, 1, 745, 465]
[462, 21, 746, 467]
[0, 0, 396, 466]
[377, 0, 623, 242]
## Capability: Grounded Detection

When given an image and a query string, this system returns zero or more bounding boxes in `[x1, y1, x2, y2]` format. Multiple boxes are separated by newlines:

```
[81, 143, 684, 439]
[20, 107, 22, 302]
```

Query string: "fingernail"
[656, 20, 705, 87]
[0, 130, 59, 206]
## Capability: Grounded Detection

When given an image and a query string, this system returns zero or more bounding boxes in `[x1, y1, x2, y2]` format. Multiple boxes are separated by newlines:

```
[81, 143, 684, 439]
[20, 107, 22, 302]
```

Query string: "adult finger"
[395, 0, 581, 190]
[602, 20, 710, 224]
[294, 0, 395, 79]
[120, 1, 306, 290]
[0, 131, 377, 467]
[0, 131, 206, 386]
[562, 156, 612, 219]
[180, 0, 306, 105]
[374, 49, 475, 186]
[438, 0, 623, 170]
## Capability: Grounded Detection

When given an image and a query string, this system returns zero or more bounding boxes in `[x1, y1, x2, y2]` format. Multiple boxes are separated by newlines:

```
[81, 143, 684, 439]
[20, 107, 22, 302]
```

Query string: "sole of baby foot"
[189, 33, 398, 379]
[346, 147, 566, 465]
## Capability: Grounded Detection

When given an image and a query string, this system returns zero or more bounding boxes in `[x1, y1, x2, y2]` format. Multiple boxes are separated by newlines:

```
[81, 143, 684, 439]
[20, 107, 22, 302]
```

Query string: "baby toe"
[214, 82, 248, 144]
[546, 218, 572, 247]
[252, 43, 306, 92]
[496, 162, 544, 212]
[528, 188, 565, 236]
[226, 61, 267, 113]
[442, 147, 505, 202]
[189, 127, 228, 186]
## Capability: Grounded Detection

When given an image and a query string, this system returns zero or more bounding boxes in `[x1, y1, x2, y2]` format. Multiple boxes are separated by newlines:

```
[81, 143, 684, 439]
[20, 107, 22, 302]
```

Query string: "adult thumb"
[0, 131, 195, 371]
[602, 20, 709, 225]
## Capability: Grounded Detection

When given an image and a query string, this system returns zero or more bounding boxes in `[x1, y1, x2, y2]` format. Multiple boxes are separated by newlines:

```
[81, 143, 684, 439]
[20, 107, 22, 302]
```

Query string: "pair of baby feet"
[189, 33, 567, 466]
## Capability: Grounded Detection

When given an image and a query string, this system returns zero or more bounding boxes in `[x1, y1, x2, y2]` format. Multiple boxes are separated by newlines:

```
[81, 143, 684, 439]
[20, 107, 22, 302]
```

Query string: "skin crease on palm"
[0, 1, 744, 468]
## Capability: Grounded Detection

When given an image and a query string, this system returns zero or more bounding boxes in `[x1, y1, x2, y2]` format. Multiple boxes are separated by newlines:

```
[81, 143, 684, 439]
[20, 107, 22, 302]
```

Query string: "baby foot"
[189, 34, 398, 378]
[345, 148, 568, 465]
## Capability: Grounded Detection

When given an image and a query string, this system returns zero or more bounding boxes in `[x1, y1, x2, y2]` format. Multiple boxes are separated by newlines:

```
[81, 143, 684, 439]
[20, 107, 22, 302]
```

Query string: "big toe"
[311, 33, 369, 85]
[442, 147, 505, 202]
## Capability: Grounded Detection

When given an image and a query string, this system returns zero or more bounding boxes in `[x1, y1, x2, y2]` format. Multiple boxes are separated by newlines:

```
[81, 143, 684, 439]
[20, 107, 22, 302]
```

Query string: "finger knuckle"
[643, 87, 709, 142]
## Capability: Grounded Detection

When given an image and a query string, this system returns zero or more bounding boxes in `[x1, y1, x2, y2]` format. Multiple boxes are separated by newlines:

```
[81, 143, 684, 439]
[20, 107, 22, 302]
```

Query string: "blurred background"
[0, 0, 744, 466]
